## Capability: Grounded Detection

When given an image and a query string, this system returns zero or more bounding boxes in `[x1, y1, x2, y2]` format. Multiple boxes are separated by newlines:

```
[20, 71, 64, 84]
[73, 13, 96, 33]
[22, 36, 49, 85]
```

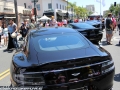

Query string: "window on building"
[36, 4, 40, 11]
[62, 5, 64, 10]
[65, 6, 66, 10]
[24, 3, 26, 8]
[48, 3, 52, 9]
[56, 3, 58, 9]
[60, 4, 61, 9]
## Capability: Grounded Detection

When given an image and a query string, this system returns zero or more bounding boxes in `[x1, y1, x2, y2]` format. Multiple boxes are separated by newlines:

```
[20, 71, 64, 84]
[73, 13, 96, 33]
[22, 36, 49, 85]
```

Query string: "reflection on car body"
[10, 27, 114, 90]
[85, 20, 105, 30]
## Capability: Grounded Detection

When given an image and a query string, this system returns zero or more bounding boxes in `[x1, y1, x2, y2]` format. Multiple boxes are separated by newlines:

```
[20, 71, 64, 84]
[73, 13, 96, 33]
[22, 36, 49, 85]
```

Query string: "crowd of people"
[0, 14, 120, 51]
[0, 19, 19, 51]
[0, 16, 58, 51]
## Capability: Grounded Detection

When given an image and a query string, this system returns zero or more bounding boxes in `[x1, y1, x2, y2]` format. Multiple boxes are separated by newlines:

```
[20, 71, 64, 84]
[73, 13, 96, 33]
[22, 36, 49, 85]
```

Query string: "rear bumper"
[86, 33, 103, 42]
[11, 69, 115, 90]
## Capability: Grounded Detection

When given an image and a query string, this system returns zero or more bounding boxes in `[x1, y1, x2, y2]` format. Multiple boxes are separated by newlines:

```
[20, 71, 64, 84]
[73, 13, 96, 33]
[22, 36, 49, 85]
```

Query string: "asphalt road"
[0, 30, 120, 89]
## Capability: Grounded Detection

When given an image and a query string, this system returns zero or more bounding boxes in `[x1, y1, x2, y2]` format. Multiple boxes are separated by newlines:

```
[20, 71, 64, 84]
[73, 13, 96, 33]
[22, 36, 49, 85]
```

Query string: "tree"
[67, 1, 88, 18]
[109, 3, 120, 17]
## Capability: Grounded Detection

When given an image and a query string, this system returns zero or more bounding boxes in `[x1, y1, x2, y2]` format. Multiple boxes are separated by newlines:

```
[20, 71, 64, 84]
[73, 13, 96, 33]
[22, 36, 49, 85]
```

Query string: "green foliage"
[67, 1, 88, 18]
[109, 3, 120, 17]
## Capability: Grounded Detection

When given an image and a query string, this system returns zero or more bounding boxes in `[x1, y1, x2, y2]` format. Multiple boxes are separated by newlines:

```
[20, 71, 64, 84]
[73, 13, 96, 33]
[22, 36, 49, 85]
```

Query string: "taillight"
[101, 60, 115, 74]
[13, 69, 45, 85]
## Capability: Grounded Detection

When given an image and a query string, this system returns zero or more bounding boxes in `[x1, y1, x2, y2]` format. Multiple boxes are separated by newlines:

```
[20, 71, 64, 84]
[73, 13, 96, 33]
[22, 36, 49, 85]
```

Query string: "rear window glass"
[72, 23, 95, 29]
[32, 33, 89, 52]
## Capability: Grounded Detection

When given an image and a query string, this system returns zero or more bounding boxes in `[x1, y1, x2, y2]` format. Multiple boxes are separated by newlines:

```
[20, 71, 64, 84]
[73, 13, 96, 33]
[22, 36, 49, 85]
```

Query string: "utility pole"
[14, 0, 18, 26]
[34, 0, 37, 21]
[67, 0, 68, 18]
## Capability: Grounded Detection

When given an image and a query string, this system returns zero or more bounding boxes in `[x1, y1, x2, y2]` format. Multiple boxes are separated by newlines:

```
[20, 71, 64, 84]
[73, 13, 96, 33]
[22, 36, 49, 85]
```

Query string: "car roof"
[30, 27, 77, 36]
[70, 22, 89, 25]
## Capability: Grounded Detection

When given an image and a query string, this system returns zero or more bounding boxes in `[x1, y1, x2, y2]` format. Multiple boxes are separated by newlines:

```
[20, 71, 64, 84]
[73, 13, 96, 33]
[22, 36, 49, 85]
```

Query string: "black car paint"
[10, 27, 114, 90]
[85, 20, 105, 30]
[68, 23, 103, 44]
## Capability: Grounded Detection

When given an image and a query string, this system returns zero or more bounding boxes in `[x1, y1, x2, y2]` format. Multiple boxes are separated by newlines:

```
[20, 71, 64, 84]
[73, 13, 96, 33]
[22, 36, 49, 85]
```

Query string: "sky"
[68, 0, 120, 15]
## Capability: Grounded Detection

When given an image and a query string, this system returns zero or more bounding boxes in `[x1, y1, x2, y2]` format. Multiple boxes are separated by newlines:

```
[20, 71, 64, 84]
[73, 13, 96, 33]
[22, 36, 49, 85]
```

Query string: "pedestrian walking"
[20, 20, 29, 40]
[3, 24, 8, 46]
[105, 13, 114, 45]
[7, 19, 19, 51]
[0, 20, 3, 48]
[78, 18, 82, 22]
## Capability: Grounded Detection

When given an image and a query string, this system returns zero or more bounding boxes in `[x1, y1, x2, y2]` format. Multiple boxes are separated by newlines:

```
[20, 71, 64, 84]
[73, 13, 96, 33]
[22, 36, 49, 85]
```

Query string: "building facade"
[0, 0, 31, 27]
[11, 0, 74, 21]
[86, 5, 95, 13]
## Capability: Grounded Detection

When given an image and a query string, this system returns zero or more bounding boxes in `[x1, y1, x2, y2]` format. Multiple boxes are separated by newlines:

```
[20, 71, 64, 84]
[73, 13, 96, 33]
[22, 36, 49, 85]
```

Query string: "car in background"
[85, 20, 105, 31]
[67, 23, 103, 44]
[10, 27, 114, 90]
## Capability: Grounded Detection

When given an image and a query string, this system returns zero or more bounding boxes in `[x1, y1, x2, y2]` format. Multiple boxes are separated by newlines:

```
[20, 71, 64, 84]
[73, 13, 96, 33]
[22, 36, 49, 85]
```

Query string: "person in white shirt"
[3, 24, 8, 46]
[78, 18, 82, 22]
[62, 18, 67, 27]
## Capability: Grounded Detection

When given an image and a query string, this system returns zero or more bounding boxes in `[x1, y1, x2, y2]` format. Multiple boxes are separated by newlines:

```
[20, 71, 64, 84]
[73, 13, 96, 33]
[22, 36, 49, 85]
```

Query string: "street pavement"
[0, 30, 120, 89]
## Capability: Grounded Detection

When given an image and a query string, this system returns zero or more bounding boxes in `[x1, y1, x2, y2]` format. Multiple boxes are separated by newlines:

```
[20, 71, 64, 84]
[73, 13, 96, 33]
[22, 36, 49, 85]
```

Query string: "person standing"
[7, 19, 18, 51]
[0, 20, 3, 48]
[111, 17, 117, 31]
[20, 20, 29, 40]
[3, 24, 8, 46]
[62, 18, 67, 27]
[29, 19, 36, 29]
[105, 13, 114, 45]
[117, 18, 120, 31]
[49, 16, 57, 27]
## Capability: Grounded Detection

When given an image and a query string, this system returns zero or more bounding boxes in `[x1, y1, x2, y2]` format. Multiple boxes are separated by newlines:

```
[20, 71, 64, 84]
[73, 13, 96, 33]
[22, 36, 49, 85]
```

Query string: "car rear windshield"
[72, 23, 95, 29]
[32, 33, 89, 52]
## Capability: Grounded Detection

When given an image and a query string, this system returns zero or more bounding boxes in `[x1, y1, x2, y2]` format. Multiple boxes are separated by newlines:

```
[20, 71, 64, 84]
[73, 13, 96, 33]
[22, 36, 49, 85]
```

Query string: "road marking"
[0, 69, 10, 80]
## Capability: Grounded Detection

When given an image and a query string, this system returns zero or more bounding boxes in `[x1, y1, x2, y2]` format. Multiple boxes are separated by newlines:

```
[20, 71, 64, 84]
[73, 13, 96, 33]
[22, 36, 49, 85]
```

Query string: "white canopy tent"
[38, 15, 51, 21]
[89, 12, 99, 16]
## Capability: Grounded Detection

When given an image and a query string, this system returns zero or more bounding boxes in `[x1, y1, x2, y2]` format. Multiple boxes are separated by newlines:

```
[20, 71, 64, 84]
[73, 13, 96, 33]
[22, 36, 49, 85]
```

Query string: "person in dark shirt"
[20, 20, 29, 40]
[105, 13, 113, 45]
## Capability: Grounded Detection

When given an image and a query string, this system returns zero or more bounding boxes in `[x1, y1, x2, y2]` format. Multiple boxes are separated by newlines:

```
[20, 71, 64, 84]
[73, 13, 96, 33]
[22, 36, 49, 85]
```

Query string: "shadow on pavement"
[100, 41, 108, 46]
[114, 73, 120, 82]
[3, 49, 14, 53]
[115, 44, 120, 47]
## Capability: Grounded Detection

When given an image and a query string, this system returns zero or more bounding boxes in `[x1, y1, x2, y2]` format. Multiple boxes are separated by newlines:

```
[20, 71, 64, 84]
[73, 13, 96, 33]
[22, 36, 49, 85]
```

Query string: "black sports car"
[67, 23, 103, 44]
[85, 20, 105, 30]
[10, 27, 115, 90]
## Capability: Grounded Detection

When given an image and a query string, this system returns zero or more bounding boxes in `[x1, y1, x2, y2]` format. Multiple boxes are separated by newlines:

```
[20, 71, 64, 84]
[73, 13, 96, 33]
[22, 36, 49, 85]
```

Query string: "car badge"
[71, 73, 80, 76]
